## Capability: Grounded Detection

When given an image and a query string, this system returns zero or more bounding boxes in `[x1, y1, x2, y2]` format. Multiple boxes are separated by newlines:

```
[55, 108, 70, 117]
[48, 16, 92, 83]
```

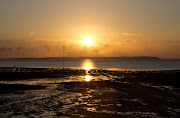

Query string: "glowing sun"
[82, 37, 93, 45]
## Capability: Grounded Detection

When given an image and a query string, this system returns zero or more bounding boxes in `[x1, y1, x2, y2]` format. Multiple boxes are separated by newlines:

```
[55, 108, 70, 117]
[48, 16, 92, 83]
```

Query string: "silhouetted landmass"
[46, 56, 160, 60]
[1, 56, 160, 60]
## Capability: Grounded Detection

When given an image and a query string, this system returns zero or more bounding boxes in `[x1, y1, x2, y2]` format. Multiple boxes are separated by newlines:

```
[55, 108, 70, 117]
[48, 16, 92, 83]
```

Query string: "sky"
[0, 0, 180, 59]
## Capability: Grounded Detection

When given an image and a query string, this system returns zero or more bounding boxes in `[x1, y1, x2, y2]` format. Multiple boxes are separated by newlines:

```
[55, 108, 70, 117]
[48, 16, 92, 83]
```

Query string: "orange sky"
[0, 0, 180, 59]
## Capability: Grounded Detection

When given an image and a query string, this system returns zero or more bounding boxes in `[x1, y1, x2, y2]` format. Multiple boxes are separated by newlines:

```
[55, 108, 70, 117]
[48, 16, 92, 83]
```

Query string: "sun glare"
[82, 37, 93, 45]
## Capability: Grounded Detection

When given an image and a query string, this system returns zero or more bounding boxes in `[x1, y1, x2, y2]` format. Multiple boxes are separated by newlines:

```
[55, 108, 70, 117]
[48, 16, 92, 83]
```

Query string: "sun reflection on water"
[85, 75, 91, 82]
[82, 59, 94, 70]
[81, 59, 95, 82]
[82, 59, 95, 73]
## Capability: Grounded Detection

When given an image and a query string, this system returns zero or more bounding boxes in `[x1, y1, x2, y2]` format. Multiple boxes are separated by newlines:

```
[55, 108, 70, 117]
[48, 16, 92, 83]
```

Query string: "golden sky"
[0, 0, 180, 59]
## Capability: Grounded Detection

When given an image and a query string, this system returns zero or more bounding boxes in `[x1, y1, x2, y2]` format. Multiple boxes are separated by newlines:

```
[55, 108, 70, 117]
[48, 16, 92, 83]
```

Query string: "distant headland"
[2, 56, 160, 60]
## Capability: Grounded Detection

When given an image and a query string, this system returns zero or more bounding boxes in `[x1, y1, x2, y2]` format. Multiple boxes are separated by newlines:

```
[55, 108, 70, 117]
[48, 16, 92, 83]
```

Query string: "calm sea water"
[0, 59, 180, 70]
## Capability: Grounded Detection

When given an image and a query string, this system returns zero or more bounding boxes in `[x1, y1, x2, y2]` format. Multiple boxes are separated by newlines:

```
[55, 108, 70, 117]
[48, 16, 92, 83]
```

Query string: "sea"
[0, 58, 180, 70]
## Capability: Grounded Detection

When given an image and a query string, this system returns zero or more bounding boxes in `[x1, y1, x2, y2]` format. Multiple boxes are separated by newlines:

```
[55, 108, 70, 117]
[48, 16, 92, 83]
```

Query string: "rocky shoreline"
[0, 67, 180, 88]
[0, 67, 180, 117]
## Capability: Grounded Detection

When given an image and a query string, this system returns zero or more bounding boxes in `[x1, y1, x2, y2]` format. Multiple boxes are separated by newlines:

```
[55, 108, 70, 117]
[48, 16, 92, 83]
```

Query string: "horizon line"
[0, 56, 165, 59]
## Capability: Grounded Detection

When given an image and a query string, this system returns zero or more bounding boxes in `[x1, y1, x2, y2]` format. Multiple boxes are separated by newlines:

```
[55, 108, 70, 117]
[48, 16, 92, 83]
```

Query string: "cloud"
[93, 49, 99, 54]
[17, 47, 24, 51]
[0, 47, 12, 52]
[29, 32, 36, 36]
[103, 44, 111, 47]
[45, 45, 50, 51]
[28, 32, 36, 40]
[121, 33, 143, 36]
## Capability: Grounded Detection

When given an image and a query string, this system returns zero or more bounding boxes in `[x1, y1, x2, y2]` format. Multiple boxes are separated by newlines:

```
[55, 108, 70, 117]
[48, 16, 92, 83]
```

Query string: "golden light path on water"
[81, 59, 95, 82]
[85, 75, 91, 82]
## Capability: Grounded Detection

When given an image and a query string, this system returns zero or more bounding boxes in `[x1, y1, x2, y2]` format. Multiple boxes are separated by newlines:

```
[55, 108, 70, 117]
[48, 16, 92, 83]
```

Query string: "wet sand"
[0, 67, 180, 117]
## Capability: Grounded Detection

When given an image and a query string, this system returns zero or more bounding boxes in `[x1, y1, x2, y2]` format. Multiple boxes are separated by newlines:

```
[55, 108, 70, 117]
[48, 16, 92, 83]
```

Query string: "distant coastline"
[0, 56, 160, 60]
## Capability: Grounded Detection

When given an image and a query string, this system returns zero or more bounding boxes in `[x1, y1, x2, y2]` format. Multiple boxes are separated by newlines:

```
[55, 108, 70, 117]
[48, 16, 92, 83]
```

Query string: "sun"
[82, 37, 93, 45]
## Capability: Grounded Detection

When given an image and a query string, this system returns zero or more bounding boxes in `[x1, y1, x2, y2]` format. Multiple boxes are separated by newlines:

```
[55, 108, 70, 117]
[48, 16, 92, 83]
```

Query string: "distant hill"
[6, 56, 160, 60]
